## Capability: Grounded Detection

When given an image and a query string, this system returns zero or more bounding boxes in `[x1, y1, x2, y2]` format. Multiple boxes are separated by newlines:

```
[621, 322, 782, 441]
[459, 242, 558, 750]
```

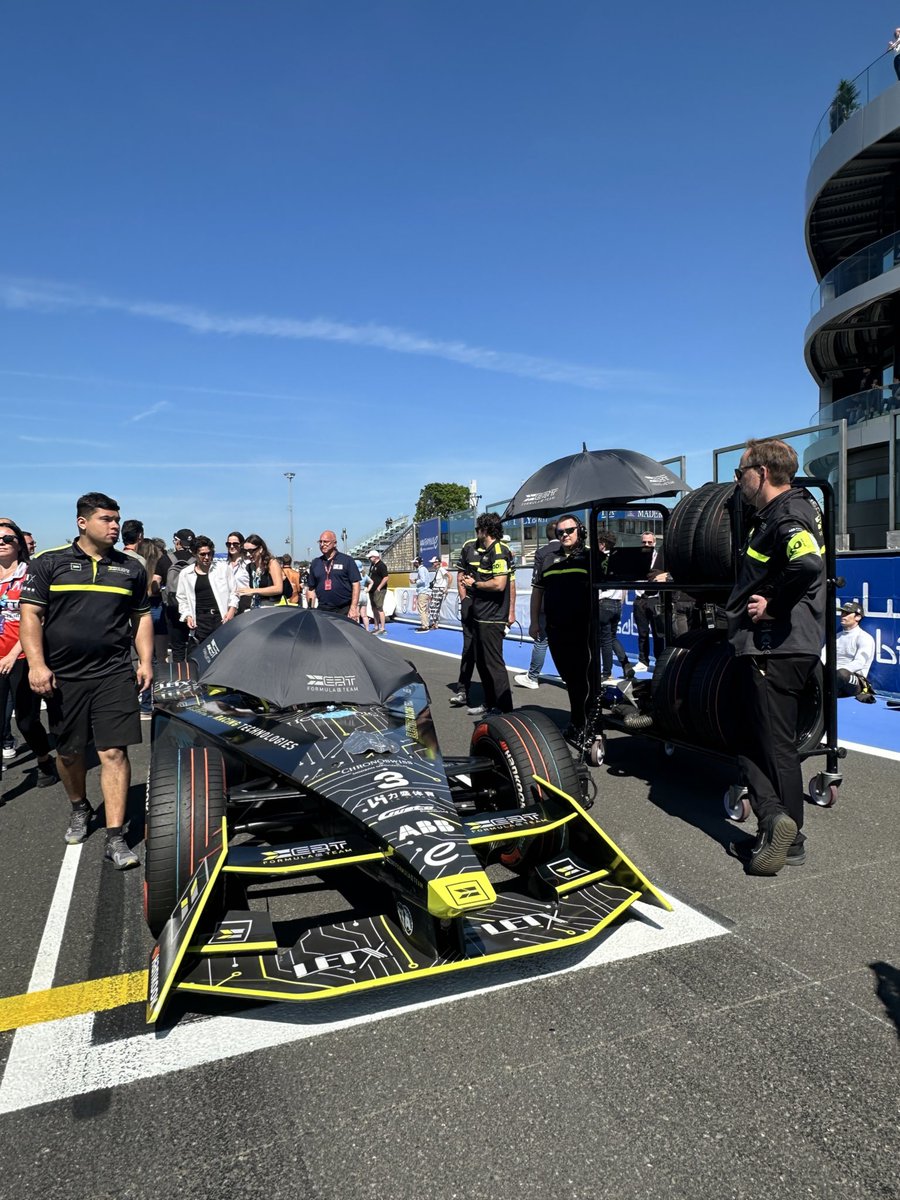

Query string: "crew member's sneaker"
[64, 804, 92, 845]
[2, 738, 16, 761]
[36, 759, 60, 788]
[449, 691, 467, 707]
[744, 812, 798, 876]
[634, 661, 649, 672]
[728, 836, 807, 868]
[514, 674, 540, 689]
[466, 704, 487, 717]
[415, 627, 429, 633]
[562, 724, 584, 748]
[104, 835, 139, 870]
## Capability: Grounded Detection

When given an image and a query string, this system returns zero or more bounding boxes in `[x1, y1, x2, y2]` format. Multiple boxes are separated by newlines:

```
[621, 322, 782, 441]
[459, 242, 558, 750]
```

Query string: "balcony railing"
[810, 229, 900, 314]
[810, 51, 898, 162]
[811, 384, 900, 427]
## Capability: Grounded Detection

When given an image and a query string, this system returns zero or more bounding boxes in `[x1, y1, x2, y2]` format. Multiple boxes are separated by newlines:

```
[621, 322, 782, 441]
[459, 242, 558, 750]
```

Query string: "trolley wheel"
[808, 776, 839, 808]
[723, 785, 751, 822]
[588, 736, 606, 767]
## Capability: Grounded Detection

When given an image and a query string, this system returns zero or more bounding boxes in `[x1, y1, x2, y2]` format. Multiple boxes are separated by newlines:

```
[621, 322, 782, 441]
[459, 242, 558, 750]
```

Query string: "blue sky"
[2, 2, 895, 557]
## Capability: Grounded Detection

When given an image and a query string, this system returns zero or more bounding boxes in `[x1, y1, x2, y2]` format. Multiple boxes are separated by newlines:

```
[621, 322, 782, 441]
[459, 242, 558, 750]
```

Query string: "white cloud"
[129, 401, 170, 423]
[19, 434, 111, 447]
[0, 277, 664, 394]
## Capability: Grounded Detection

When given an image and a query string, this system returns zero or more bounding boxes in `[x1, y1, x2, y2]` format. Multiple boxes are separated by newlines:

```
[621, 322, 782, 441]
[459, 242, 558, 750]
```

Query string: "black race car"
[145, 608, 670, 1023]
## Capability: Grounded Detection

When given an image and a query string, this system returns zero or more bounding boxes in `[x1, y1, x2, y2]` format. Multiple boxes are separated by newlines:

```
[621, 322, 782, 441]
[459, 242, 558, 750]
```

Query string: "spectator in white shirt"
[824, 600, 875, 699]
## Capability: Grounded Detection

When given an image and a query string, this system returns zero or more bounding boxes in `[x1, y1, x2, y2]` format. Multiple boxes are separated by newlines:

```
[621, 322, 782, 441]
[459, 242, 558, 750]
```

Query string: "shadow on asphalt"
[870, 961, 900, 1038]
[601, 731, 740, 850]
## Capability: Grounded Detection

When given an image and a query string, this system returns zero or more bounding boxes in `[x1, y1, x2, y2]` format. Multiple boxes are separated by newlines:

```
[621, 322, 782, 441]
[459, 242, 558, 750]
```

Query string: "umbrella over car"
[503, 446, 690, 519]
[191, 607, 419, 708]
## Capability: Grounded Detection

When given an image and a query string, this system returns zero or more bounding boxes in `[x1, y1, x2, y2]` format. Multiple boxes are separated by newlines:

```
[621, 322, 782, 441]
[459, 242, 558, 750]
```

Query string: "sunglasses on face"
[734, 463, 761, 481]
[557, 526, 577, 536]
[0, 535, 18, 545]
[226, 541, 240, 548]
[197, 550, 213, 557]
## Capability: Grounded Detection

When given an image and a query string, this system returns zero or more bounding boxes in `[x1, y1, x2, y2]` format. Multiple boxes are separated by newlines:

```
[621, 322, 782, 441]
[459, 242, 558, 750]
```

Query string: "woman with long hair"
[222, 530, 250, 612]
[237, 534, 285, 608]
[0, 517, 58, 795]
[176, 536, 239, 642]
[135, 536, 170, 670]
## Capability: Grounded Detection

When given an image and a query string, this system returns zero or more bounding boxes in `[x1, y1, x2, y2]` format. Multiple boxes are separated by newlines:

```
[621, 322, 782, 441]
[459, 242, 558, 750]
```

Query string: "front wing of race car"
[147, 776, 670, 1024]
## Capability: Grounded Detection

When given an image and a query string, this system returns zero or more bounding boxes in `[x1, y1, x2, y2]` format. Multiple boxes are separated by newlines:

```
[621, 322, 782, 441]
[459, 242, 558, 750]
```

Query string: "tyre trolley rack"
[574, 477, 845, 821]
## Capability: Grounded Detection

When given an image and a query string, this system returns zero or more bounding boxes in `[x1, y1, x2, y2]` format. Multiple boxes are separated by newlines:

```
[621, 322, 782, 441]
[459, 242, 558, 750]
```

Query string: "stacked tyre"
[651, 631, 824, 757]
[664, 482, 744, 587]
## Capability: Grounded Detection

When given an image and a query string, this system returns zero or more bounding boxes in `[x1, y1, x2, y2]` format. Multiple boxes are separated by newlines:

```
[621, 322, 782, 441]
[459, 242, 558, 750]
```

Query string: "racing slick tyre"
[665, 483, 744, 586]
[470, 708, 578, 872]
[144, 745, 227, 937]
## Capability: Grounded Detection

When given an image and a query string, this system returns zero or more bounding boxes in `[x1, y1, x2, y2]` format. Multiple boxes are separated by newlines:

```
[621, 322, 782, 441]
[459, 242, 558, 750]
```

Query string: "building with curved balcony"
[805, 52, 900, 548]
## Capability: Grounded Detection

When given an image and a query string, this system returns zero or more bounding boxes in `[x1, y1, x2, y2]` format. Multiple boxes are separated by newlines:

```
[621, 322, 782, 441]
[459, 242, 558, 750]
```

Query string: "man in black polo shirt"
[306, 530, 361, 619]
[457, 512, 514, 716]
[529, 513, 591, 742]
[20, 492, 152, 868]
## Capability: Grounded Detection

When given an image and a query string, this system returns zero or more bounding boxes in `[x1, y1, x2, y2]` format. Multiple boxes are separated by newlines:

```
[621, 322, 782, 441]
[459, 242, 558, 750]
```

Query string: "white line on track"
[0, 893, 727, 1115]
[838, 738, 900, 762]
[26, 844, 83, 993]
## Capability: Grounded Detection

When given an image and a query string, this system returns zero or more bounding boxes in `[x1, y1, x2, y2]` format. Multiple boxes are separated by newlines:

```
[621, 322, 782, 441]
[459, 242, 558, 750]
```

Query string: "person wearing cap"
[725, 438, 826, 875]
[825, 601, 875, 700]
[426, 556, 449, 631]
[410, 557, 431, 632]
[366, 550, 389, 635]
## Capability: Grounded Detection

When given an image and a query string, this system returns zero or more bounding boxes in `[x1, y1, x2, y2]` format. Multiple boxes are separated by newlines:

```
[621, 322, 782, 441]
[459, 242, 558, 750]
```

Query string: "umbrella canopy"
[502, 447, 690, 519]
[191, 608, 420, 708]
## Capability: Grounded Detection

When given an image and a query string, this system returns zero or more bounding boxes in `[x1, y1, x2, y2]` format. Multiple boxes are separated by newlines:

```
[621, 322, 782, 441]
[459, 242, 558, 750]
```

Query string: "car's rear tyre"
[144, 745, 227, 937]
[470, 709, 579, 871]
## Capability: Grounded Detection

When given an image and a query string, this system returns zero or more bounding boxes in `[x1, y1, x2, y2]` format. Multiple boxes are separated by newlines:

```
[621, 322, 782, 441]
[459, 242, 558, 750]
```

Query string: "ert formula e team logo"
[307, 673, 358, 691]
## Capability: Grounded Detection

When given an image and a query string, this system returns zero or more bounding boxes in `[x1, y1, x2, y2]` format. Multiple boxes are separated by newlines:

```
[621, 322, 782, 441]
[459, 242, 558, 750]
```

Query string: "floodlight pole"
[284, 472, 296, 560]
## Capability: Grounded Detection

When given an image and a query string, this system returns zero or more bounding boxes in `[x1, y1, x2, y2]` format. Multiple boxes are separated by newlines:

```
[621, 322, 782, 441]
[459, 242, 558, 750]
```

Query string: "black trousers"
[456, 597, 477, 694]
[0, 658, 51, 776]
[167, 605, 191, 663]
[547, 620, 592, 728]
[738, 654, 819, 836]
[634, 595, 663, 664]
[473, 620, 512, 712]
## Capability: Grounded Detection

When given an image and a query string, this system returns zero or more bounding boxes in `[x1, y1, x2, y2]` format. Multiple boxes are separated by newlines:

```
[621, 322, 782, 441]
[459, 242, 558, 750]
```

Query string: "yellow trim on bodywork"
[222, 848, 387, 875]
[379, 915, 418, 969]
[555, 867, 610, 895]
[467, 811, 576, 846]
[189, 940, 278, 955]
[532, 775, 673, 911]
[147, 818, 229, 1024]
[175, 890, 641, 1004]
[427, 871, 496, 917]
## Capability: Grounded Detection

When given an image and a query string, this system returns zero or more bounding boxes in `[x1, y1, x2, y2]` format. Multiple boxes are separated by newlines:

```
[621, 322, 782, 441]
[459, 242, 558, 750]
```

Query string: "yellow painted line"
[0, 971, 147, 1032]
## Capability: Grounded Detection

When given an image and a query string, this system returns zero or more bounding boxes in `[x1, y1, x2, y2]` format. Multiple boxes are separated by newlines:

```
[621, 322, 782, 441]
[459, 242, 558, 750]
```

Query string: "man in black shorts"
[20, 492, 152, 868]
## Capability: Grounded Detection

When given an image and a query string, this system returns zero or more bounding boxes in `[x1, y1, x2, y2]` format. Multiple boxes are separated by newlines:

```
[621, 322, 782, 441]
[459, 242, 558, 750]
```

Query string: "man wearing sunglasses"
[529, 514, 592, 742]
[725, 439, 826, 876]
[457, 512, 514, 716]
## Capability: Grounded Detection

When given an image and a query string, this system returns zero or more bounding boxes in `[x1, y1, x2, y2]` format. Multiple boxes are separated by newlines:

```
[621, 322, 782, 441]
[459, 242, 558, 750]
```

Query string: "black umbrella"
[191, 608, 419, 707]
[502, 446, 690, 519]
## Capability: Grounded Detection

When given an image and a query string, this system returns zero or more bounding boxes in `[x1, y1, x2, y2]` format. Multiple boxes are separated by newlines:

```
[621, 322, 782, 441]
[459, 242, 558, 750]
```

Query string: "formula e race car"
[144, 608, 670, 1024]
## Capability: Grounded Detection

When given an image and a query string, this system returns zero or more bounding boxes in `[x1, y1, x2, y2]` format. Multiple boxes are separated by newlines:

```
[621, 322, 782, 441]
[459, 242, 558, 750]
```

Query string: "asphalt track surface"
[0, 634, 898, 1200]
